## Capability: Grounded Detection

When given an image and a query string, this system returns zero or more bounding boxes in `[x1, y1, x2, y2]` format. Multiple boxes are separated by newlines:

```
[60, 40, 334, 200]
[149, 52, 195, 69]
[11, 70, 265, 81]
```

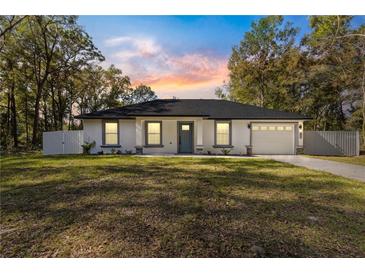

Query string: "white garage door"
[252, 123, 295, 155]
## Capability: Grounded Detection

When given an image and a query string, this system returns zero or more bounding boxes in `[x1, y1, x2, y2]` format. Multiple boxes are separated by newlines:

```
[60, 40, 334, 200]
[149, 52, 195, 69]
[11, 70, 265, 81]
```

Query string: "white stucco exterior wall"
[232, 120, 251, 154]
[202, 120, 250, 155]
[83, 119, 136, 154]
[142, 118, 177, 154]
[120, 119, 136, 153]
[83, 119, 102, 154]
[82, 118, 305, 155]
[137, 117, 202, 154]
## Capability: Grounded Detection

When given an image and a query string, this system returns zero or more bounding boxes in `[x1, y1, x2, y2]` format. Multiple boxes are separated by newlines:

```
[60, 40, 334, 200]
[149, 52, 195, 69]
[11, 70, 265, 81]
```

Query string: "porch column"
[298, 121, 304, 147]
[135, 118, 143, 154]
[196, 119, 204, 153]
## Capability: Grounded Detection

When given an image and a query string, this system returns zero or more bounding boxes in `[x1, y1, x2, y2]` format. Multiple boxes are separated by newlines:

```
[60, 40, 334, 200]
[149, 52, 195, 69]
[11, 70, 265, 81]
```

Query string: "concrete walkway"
[136, 154, 256, 159]
[262, 155, 365, 182]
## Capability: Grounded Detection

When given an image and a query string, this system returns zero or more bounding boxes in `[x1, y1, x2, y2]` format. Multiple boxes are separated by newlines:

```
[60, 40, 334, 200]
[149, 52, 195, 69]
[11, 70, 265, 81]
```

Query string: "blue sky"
[77, 16, 363, 99]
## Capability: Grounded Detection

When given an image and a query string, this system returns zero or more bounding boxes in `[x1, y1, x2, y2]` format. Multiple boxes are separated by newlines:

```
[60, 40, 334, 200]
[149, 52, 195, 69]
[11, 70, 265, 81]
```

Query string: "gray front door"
[178, 122, 193, 153]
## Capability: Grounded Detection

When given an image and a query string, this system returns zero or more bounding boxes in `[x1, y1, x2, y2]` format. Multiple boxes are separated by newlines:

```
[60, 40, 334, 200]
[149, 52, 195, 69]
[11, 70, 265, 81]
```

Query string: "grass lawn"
[1, 154, 364, 257]
[305, 155, 365, 166]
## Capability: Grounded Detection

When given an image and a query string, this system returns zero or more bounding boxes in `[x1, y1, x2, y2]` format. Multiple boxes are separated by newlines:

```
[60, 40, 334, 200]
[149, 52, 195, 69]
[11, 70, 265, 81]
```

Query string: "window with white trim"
[104, 121, 118, 145]
[146, 121, 162, 145]
[215, 121, 231, 146]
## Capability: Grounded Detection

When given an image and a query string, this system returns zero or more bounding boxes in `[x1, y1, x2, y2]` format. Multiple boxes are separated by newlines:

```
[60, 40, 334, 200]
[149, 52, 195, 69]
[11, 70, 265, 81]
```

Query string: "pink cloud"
[140, 54, 227, 86]
[105, 36, 228, 98]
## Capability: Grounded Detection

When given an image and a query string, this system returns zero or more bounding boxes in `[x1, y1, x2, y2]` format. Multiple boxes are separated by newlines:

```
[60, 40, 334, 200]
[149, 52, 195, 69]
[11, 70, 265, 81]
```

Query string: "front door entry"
[178, 122, 193, 153]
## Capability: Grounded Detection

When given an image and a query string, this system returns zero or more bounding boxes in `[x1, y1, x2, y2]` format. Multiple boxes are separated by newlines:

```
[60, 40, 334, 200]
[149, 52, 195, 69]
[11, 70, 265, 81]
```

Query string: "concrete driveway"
[262, 155, 365, 182]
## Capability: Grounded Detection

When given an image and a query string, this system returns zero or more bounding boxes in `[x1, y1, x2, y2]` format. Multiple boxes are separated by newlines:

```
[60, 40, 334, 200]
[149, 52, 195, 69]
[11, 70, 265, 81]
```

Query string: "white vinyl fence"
[304, 131, 360, 156]
[43, 130, 83, 155]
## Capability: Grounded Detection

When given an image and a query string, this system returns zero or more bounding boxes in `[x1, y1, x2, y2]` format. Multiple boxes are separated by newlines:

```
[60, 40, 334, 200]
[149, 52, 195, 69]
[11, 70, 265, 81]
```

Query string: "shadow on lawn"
[1, 158, 364, 257]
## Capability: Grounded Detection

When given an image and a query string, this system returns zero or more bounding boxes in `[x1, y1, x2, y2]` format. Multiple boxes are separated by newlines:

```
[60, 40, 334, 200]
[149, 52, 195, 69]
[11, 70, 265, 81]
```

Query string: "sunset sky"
[78, 16, 363, 99]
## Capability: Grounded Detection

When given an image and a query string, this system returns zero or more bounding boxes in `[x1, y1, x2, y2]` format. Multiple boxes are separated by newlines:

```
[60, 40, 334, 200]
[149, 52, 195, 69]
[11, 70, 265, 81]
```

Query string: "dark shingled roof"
[75, 99, 310, 120]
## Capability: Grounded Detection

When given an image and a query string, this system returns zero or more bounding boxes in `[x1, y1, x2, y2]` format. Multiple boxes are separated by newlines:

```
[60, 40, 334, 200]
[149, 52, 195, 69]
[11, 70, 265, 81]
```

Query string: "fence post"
[356, 130, 360, 156]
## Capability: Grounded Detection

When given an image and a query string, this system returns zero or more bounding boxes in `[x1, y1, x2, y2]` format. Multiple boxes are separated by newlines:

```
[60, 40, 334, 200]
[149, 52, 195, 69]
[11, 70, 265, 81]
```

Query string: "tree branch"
[0, 16, 27, 38]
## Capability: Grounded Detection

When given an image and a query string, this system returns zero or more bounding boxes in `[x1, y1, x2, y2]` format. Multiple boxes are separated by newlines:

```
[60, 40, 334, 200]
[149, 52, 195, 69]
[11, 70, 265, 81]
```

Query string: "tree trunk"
[25, 91, 29, 146]
[57, 89, 64, 130]
[42, 92, 49, 132]
[31, 17, 57, 146]
[43, 102, 49, 131]
[68, 105, 72, 130]
[31, 84, 42, 146]
[6, 93, 10, 137]
[361, 62, 365, 148]
[10, 81, 18, 148]
[68, 91, 73, 130]
[51, 83, 57, 130]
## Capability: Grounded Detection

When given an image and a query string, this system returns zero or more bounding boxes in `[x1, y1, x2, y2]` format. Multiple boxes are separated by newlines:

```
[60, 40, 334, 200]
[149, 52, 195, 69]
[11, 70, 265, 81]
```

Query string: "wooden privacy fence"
[304, 131, 360, 156]
[43, 130, 83, 155]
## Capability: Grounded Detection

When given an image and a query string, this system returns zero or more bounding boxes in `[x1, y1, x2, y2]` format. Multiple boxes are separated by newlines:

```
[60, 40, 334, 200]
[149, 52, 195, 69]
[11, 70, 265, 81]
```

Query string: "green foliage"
[221, 148, 231, 155]
[228, 16, 300, 109]
[224, 15, 365, 144]
[75, 65, 158, 114]
[126, 84, 158, 105]
[0, 16, 157, 151]
[81, 140, 96, 154]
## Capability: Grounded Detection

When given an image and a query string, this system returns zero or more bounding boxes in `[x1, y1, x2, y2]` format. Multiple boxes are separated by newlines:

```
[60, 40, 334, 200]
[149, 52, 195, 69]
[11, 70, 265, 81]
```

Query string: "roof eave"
[207, 117, 312, 120]
[75, 115, 135, 120]
[75, 114, 211, 119]
[75, 115, 312, 120]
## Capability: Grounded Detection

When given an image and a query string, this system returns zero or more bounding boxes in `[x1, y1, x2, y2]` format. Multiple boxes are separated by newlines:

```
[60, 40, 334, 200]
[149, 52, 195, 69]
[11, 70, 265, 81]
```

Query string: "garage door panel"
[252, 123, 295, 155]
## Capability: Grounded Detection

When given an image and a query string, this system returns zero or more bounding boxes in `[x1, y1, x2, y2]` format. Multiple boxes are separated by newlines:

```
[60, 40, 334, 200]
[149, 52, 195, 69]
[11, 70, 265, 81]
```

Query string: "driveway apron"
[261, 155, 365, 182]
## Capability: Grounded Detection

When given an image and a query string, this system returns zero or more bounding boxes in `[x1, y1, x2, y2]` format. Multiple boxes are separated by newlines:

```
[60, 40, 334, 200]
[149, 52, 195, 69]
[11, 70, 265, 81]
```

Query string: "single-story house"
[75, 99, 310, 155]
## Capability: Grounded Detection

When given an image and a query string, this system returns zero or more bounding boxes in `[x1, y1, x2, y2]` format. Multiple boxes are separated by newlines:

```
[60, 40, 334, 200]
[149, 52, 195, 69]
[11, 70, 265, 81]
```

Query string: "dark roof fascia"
[131, 114, 210, 117]
[75, 116, 135, 120]
[75, 114, 210, 119]
[206, 117, 312, 120]
[77, 115, 311, 120]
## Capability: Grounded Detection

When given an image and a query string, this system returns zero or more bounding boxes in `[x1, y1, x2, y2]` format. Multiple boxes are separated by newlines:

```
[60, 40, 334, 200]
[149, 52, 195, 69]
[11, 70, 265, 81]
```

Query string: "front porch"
[134, 117, 206, 155]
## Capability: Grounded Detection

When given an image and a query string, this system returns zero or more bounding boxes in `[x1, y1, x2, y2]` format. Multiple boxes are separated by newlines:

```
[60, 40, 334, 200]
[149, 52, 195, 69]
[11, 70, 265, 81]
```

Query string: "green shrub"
[81, 141, 96, 154]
